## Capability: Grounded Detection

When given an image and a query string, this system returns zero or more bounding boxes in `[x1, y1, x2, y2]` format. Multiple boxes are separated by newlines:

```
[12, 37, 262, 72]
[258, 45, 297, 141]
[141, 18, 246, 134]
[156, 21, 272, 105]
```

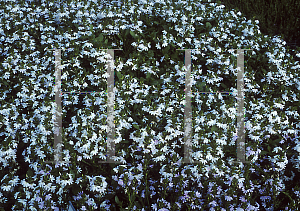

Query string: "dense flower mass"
[0, 0, 300, 210]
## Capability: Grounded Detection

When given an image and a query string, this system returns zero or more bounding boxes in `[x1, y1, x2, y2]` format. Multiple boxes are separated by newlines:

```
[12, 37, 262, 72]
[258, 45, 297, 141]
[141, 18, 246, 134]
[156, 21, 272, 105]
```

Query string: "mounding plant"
[0, 0, 300, 210]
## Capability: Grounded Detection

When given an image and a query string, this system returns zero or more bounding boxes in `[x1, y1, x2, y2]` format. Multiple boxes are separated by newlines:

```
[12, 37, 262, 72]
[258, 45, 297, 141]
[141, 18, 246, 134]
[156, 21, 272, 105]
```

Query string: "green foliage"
[220, 0, 300, 45]
[196, 81, 210, 92]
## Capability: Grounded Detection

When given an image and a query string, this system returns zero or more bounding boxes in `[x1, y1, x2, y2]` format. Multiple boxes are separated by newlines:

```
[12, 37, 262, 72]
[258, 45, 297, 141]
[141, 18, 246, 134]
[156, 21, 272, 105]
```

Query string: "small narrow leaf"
[130, 31, 136, 38]
[115, 196, 120, 204]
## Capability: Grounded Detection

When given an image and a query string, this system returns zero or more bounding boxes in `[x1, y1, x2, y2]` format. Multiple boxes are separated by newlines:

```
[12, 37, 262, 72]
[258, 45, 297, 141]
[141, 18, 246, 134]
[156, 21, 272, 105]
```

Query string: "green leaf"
[133, 124, 139, 129]
[130, 194, 136, 203]
[105, 193, 115, 200]
[116, 71, 122, 80]
[135, 200, 143, 208]
[149, 50, 154, 58]
[130, 31, 136, 38]
[260, 151, 268, 156]
[151, 32, 157, 39]
[26, 169, 33, 177]
[3, 80, 9, 86]
[211, 125, 218, 132]
[117, 34, 123, 41]
[221, 83, 227, 89]
[152, 80, 159, 86]
[146, 72, 151, 79]
[165, 45, 170, 52]
[115, 195, 120, 204]
[282, 191, 293, 202]
[206, 22, 212, 29]
[97, 34, 104, 42]
[197, 82, 208, 92]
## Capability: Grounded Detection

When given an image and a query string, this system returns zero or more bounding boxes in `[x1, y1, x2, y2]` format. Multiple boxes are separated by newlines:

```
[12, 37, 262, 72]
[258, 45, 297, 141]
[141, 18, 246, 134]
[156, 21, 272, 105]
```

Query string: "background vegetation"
[219, 0, 300, 60]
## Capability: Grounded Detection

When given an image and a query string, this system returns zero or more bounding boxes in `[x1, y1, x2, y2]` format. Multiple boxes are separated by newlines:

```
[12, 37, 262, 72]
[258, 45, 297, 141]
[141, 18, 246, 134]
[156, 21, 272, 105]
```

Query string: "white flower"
[57, 187, 64, 195]
[202, 138, 209, 144]
[216, 138, 226, 145]
[277, 161, 287, 169]
[148, 142, 158, 154]
[60, 179, 69, 187]
[249, 134, 260, 141]
[238, 177, 245, 185]
[291, 93, 298, 101]
[9, 176, 19, 187]
[75, 177, 83, 185]
[3, 72, 10, 79]
[274, 102, 284, 109]
[287, 129, 295, 134]
[206, 152, 213, 161]
[17, 198, 27, 205]
[161, 40, 168, 47]
[294, 145, 300, 152]
[273, 147, 282, 153]
[83, 42, 93, 49]
[153, 155, 166, 162]
[207, 119, 216, 126]
[165, 135, 172, 141]
[165, 126, 175, 133]
[149, 108, 162, 117]
[2, 185, 12, 191]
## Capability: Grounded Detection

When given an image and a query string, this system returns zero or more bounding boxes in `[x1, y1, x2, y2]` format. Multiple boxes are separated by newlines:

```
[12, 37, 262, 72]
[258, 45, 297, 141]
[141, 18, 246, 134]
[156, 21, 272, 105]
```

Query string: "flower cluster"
[0, 0, 299, 210]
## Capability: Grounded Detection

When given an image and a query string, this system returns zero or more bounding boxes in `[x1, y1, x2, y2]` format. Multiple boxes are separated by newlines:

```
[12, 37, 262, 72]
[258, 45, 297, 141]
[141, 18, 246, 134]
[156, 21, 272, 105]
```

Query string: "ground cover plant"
[0, 0, 300, 210]
[219, 0, 300, 49]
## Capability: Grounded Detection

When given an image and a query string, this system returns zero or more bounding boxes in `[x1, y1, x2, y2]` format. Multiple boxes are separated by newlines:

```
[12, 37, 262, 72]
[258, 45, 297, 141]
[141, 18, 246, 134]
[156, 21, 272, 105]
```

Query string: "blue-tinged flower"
[151, 203, 158, 210]
[17, 198, 27, 205]
[260, 196, 271, 202]
[3, 72, 10, 79]
[150, 191, 156, 198]
[1, 185, 12, 192]
[209, 200, 217, 207]
[225, 195, 233, 201]
[80, 206, 87, 211]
